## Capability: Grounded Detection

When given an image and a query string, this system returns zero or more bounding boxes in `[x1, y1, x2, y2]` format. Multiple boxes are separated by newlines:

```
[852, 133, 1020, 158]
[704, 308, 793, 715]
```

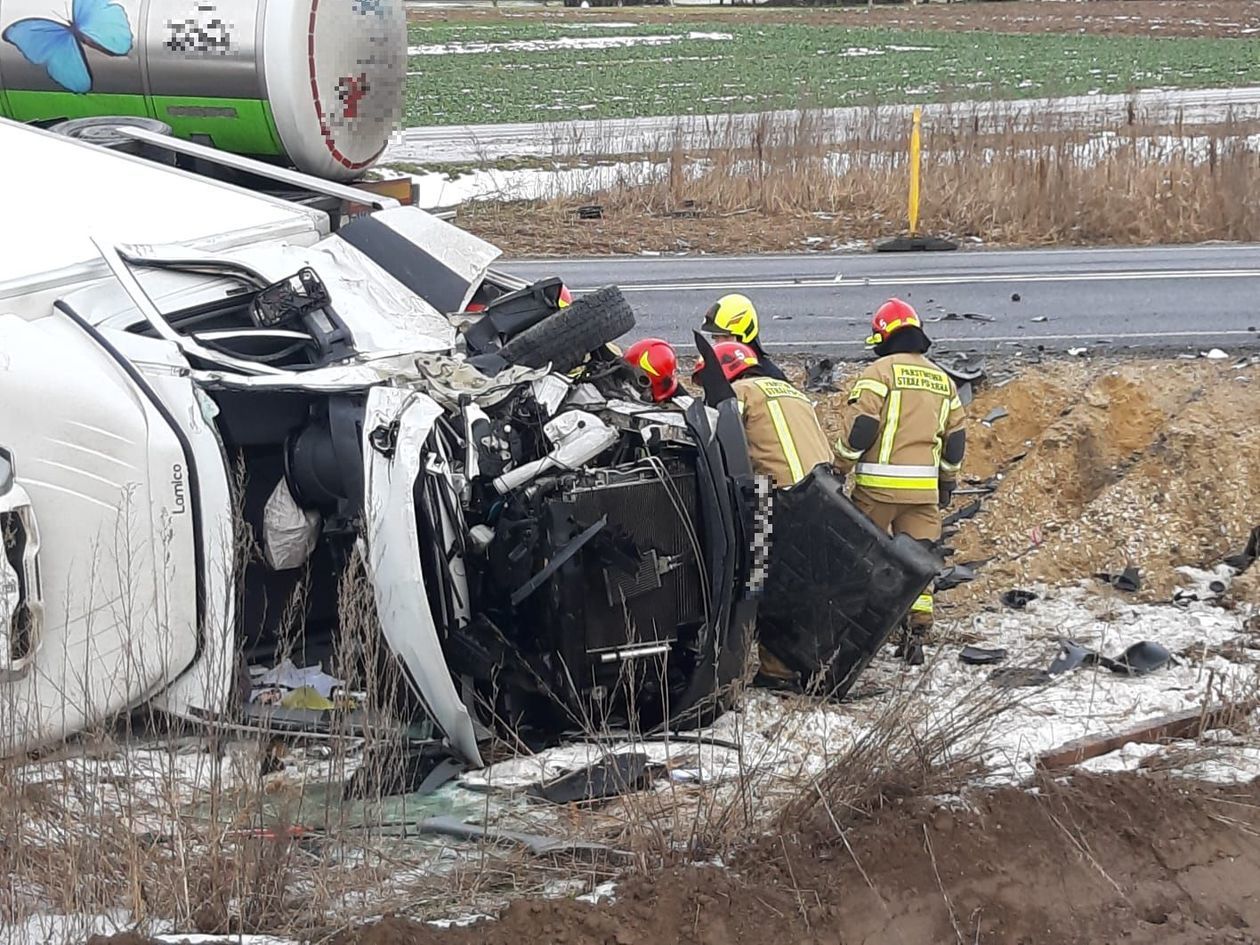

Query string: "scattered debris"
[1031, 315, 1048, 323]
[416, 816, 619, 859]
[526, 753, 652, 804]
[1036, 702, 1258, 771]
[981, 407, 1009, 426]
[1000, 589, 1038, 609]
[1222, 524, 1260, 573]
[943, 500, 982, 527]
[937, 353, 987, 384]
[574, 204, 603, 220]
[1095, 565, 1142, 592]
[1048, 638, 1173, 677]
[1202, 348, 1229, 360]
[803, 357, 840, 393]
[959, 645, 1008, 665]
[963, 312, 996, 323]
[936, 563, 978, 591]
[1068, 346, 1088, 357]
[1108, 641, 1174, 676]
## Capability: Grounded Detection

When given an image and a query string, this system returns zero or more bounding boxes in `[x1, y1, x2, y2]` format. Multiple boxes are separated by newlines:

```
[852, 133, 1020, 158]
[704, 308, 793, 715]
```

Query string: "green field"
[404, 20, 1260, 126]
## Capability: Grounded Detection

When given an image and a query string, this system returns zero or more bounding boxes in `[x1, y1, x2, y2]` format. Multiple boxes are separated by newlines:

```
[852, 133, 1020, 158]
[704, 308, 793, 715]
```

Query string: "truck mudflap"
[757, 467, 942, 698]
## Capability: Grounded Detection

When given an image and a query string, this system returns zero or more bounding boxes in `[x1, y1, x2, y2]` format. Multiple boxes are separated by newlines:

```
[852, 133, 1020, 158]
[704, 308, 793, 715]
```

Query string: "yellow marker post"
[907, 105, 923, 237]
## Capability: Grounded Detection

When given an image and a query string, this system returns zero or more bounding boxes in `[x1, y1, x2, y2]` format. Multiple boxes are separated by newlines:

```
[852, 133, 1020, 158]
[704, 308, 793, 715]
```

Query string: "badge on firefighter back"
[892, 364, 952, 397]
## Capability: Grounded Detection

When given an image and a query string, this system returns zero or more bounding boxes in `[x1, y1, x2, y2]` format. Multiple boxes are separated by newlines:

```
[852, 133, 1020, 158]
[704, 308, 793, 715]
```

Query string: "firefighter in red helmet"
[693, 341, 832, 690]
[623, 338, 681, 403]
[833, 298, 967, 664]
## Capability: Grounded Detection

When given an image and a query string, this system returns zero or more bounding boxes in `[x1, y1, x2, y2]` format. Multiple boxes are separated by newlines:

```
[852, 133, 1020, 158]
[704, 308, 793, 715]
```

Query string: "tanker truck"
[0, 0, 408, 182]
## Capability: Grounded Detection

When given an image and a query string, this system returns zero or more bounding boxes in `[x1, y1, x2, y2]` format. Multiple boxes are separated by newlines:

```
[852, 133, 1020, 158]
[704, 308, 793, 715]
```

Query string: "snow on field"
[384, 125, 1260, 210]
[386, 86, 1260, 164]
[393, 159, 674, 209]
[408, 31, 732, 56]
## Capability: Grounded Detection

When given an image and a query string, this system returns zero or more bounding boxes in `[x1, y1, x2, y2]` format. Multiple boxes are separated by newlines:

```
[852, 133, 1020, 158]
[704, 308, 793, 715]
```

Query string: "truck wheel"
[495, 285, 635, 373]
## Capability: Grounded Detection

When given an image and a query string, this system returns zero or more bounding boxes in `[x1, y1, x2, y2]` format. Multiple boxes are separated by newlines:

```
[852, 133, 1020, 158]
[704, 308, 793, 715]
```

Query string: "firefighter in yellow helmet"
[833, 299, 966, 665]
[693, 341, 832, 690]
[700, 293, 788, 382]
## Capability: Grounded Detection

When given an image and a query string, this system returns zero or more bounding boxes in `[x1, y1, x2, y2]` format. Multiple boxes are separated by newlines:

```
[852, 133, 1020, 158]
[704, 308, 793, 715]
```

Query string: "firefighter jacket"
[833, 353, 966, 504]
[732, 375, 833, 489]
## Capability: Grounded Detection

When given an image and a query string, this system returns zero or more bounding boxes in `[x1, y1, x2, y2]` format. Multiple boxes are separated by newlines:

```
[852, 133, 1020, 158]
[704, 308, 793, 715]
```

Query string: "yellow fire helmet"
[701, 293, 759, 345]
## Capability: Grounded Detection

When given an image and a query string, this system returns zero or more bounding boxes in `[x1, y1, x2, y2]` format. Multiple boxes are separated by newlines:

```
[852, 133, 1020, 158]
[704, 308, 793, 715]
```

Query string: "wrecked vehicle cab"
[0, 118, 769, 766]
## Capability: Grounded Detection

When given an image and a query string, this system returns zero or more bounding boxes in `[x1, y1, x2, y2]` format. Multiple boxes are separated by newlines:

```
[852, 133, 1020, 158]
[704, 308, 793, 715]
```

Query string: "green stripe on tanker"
[152, 97, 284, 156]
[3, 90, 151, 123]
[1, 91, 283, 156]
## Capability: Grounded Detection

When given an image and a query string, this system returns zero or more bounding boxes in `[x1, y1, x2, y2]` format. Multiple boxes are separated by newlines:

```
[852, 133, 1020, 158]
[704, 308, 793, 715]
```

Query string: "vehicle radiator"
[550, 469, 704, 661]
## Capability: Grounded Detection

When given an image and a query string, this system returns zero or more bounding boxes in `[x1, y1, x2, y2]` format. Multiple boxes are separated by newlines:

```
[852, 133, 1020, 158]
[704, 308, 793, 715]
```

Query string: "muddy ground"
[407, 1, 1260, 39]
[244, 774, 1260, 945]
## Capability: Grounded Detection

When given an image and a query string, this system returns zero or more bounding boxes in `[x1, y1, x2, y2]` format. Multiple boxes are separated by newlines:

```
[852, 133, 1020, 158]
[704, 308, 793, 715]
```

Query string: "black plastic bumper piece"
[757, 467, 942, 698]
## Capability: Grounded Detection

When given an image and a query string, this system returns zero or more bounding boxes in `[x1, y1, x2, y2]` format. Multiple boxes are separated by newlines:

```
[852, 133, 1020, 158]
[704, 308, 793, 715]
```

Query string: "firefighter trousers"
[851, 488, 940, 631]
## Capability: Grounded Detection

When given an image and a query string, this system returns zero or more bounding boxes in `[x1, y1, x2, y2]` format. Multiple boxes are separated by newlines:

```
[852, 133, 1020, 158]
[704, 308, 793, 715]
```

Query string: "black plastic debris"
[416, 816, 615, 858]
[1094, 566, 1141, 593]
[1222, 525, 1260, 574]
[803, 357, 840, 393]
[938, 354, 987, 384]
[343, 743, 463, 800]
[1000, 589, 1038, 610]
[1047, 637, 1173, 678]
[1011, 293, 1022, 303]
[963, 312, 995, 323]
[1048, 639, 1097, 675]
[757, 467, 941, 698]
[1106, 641, 1172, 676]
[575, 204, 604, 220]
[957, 476, 999, 495]
[960, 645, 1008, 665]
[943, 500, 982, 527]
[989, 666, 1052, 688]
[527, 752, 652, 804]
[982, 407, 1009, 426]
[936, 563, 978, 591]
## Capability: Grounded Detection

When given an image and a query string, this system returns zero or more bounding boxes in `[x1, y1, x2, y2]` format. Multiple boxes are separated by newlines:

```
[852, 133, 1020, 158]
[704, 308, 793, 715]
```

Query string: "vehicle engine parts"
[493, 410, 617, 494]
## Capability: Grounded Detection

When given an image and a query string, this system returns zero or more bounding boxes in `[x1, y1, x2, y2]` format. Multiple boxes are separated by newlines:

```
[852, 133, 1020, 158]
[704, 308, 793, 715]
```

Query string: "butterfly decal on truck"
[2, 0, 133, 94]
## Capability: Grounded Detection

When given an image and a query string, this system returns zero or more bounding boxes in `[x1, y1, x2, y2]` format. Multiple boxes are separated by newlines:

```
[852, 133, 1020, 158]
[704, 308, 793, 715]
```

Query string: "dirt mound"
[301, 773, 1260, 945]
[943, 359, 1260, 606]
[802, 356, 1260, 611]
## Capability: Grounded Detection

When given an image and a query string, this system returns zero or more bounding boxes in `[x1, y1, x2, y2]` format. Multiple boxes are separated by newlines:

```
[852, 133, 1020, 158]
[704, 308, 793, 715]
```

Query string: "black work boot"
[893, 622, 928, 667]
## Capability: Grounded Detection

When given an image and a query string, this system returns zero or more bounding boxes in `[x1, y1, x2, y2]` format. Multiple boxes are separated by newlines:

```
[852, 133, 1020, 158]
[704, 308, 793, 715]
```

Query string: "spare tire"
[495, 285, 635, 373]
[49, 116, 175, 164]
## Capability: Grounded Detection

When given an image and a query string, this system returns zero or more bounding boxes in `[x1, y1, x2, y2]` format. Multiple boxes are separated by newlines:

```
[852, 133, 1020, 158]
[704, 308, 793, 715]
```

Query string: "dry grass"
[458, 108, 1260, 255]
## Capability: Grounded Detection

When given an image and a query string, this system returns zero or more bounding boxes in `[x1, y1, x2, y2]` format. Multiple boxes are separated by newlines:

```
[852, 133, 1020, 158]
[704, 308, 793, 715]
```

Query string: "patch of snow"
[390, 159, 674, 210]
[408, 32, 731, 56]
[577, 882, 618, 904]
[8, 913, 173, 945]
[156, 936, 296, 945]
[471, 588, 1260, 793]
[389, 87, 1260, 165]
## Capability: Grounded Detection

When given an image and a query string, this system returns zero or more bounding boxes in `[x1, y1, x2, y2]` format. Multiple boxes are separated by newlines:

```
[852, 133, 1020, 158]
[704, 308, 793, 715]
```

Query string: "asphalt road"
[503, 244, 1260, 358]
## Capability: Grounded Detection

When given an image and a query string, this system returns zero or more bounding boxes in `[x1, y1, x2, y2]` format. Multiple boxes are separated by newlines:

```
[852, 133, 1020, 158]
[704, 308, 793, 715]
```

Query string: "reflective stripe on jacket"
[732, 375, 832, 488]
[834, 353, 965, 504]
